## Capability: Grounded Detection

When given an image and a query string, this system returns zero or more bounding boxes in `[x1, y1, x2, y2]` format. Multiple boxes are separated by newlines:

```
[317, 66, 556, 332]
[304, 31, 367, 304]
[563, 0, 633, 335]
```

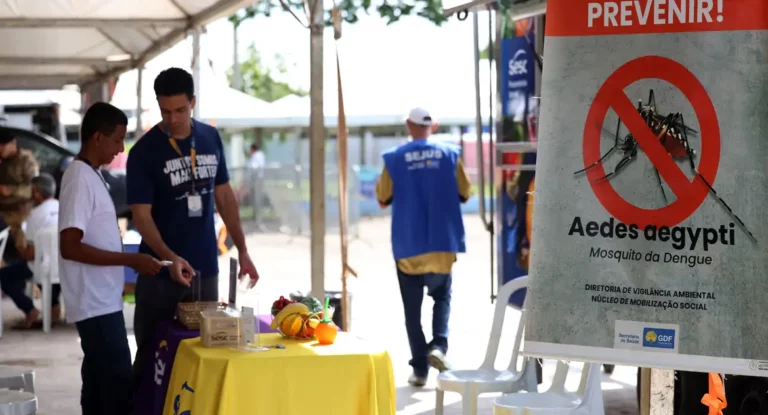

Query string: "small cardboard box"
[200, 309, 242, 348]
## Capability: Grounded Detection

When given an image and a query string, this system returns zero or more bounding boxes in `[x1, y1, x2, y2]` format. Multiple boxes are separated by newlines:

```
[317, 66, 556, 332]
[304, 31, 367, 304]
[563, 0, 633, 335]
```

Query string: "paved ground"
[0, 214, 639, 414]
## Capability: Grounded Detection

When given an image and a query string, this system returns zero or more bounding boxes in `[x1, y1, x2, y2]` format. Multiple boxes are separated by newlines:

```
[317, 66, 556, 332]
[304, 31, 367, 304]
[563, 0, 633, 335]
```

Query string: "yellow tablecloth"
[163, 332, 395, 415]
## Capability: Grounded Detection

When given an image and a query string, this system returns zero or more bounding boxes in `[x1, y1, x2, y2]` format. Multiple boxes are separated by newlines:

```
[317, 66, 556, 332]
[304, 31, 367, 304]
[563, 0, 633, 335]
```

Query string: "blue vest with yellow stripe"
[382, 139, 466, 261]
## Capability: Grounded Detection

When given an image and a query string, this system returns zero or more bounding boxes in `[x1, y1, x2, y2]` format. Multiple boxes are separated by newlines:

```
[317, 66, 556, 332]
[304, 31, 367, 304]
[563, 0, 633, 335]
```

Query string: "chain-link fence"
[229, 164, 361, 238]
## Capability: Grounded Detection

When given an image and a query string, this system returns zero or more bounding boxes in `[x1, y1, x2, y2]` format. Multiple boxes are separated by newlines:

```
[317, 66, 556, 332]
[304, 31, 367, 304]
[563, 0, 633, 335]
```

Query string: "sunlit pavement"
[0, 214, 638, 414]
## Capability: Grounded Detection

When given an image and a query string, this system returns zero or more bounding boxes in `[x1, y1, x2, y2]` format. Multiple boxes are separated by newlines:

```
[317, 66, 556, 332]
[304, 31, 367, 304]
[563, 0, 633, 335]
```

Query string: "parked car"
[3, 125, 130, 218]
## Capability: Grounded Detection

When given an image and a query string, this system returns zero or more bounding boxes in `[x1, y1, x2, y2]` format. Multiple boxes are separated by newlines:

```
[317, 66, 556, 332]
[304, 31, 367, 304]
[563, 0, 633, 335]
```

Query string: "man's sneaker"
[408, 373, 427, 387]
[427, 348, 452, 373]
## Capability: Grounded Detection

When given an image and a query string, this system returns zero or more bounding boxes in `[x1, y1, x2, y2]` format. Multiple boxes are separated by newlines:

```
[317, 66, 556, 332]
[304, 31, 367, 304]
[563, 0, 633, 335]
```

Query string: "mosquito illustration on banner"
[574, 89, 756, 243]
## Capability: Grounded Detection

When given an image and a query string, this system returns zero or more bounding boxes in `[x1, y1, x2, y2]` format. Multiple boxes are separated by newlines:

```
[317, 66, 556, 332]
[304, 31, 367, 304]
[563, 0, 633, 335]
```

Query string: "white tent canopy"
[0, 0, 257, 89]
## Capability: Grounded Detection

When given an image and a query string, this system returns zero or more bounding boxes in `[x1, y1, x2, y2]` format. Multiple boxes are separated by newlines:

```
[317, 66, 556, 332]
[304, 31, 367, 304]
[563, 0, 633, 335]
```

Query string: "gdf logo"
[642, 328, 675, 349]
[508, 49, 528, 77]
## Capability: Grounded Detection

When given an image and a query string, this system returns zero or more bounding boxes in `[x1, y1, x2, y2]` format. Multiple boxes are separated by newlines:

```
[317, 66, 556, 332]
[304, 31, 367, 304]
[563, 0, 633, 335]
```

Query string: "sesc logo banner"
[509, 49, 529, 77]
[643, 328, 676, 349]
[500, 34, 535, 119]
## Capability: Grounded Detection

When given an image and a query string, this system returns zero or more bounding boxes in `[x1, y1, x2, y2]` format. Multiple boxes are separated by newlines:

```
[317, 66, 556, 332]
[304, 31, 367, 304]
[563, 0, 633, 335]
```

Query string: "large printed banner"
[500, 23, 537, 308]
[525, 0, 768, 376]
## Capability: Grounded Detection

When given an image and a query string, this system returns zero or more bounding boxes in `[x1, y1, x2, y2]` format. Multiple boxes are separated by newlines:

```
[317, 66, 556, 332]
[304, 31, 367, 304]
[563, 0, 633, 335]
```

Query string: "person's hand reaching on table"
[130, 254, 163, 276]
[170, 255, 195, 287]
[238, 251, 260, 289]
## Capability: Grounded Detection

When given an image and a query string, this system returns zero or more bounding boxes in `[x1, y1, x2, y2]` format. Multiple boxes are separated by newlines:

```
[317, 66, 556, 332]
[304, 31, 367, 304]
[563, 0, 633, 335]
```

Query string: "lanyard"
[74, 156, 124, 252]
[75, 156, 110, 193]
[166, 122, 197, 192]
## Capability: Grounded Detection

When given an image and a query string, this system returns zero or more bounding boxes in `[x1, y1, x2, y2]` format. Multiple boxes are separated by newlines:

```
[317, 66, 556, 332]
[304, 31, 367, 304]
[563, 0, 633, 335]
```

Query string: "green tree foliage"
[227, 45, 308, 102]
[228, 0, 449, 99]
[479, 14, 525, 60]
[480, 45, 491, 60]
[229, 0, 448, 29]
[228, 4, 262, 28]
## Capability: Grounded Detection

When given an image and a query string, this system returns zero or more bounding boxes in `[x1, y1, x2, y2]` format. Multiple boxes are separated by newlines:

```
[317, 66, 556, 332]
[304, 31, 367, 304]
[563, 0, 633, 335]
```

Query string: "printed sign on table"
[525, 0, 768, 376]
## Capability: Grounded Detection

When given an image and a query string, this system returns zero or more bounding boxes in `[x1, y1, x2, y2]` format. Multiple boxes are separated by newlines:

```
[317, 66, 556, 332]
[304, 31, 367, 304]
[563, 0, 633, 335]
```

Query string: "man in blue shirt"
[127, 67, 260, 387]
[376, 108, 470, 386]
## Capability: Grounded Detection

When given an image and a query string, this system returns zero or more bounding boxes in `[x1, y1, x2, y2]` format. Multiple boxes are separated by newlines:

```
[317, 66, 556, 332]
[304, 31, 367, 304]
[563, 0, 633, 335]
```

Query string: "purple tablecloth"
[133, 315, 276, 415]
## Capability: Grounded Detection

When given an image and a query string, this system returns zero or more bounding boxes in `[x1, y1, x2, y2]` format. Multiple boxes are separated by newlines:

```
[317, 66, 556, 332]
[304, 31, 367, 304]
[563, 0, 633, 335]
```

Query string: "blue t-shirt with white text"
[126, 119, 230, 279]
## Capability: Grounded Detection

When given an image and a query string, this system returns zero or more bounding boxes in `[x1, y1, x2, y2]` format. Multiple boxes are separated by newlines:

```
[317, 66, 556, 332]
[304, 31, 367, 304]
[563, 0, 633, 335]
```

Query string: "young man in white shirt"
[248, 142, 266, 172]
[247, 142, 270, 225]
[0, 173, 61, 329]
[59, 102, 163, 415]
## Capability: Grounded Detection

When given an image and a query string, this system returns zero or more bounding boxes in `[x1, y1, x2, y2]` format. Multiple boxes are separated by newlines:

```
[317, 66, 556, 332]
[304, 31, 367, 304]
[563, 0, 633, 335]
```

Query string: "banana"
[270, 302, 310, 330]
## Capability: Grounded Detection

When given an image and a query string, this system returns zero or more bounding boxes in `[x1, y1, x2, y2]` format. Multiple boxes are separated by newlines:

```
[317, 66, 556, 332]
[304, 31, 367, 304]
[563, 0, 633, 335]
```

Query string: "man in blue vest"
[376, 107, 471, 387]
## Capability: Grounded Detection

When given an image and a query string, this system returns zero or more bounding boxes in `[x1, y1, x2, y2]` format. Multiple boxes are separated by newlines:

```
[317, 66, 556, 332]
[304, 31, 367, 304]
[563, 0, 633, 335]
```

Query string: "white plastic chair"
[492, 360, 605, 415]
[0, 389, 37, 415]
[0, 366, 35, 394]
[0, 227, 11, 339]
[435, 276, 538, 415]
[31, 226, 59, 333]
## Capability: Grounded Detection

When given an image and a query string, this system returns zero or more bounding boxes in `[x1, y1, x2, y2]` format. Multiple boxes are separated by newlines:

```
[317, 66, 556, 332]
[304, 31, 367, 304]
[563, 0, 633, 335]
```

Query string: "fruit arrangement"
[270, 295, 332, 339]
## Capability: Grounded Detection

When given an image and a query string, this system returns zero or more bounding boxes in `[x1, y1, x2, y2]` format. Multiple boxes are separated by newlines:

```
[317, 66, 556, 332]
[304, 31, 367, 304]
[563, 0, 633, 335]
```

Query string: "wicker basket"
[277, 327, 315, 340]
[177, 301, 224, 329]
[176, 269, 229, 330]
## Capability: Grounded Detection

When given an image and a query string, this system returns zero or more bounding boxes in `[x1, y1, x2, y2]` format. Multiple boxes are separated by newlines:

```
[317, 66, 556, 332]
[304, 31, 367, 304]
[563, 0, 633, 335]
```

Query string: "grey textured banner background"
[525, 31, 768, 360]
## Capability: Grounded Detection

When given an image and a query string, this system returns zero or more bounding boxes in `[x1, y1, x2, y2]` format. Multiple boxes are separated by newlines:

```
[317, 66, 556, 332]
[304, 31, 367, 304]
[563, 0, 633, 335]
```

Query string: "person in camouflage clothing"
[0, 129, 40, 253]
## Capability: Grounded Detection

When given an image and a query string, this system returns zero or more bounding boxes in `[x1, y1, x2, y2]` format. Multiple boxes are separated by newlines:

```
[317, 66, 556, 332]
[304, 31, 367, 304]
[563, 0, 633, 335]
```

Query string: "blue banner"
[499, 32, 537, 309]
[500, 35, 536, 122]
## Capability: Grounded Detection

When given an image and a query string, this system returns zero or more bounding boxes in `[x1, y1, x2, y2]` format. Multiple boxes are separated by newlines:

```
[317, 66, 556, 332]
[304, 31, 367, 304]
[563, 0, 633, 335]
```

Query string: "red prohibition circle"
[582, 55, 720, 229]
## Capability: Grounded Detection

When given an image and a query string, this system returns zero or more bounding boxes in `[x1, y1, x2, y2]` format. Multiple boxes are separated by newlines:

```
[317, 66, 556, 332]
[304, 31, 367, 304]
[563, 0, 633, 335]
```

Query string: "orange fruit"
[315, 321, 338, 345]
[280, 314, 303, 337]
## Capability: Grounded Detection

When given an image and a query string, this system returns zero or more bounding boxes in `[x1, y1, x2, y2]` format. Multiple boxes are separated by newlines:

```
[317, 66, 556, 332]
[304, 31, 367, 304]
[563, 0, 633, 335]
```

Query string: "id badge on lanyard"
[167, 122, 202, 218]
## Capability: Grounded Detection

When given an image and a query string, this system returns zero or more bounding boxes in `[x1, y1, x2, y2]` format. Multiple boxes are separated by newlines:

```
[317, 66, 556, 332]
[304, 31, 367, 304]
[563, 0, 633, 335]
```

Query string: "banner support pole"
[641, 368, 675, 415]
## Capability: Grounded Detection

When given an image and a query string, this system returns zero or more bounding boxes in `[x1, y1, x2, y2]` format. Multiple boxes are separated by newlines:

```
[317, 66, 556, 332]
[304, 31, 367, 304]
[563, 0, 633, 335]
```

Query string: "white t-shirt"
[248, 151, 265, 169]
[58, 160, 125, 323]
[24, 198, 59, 269]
